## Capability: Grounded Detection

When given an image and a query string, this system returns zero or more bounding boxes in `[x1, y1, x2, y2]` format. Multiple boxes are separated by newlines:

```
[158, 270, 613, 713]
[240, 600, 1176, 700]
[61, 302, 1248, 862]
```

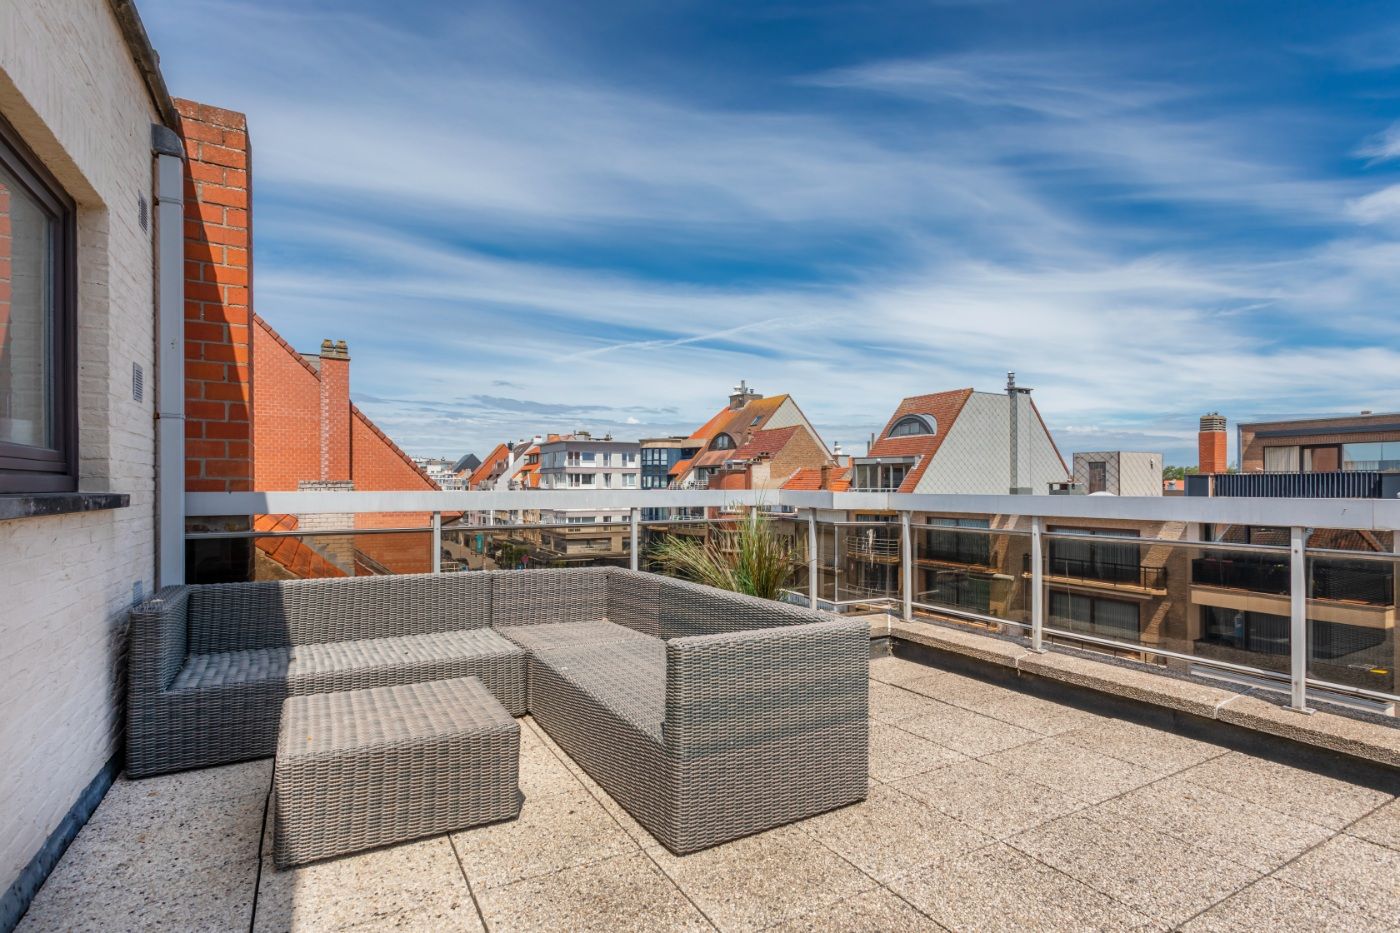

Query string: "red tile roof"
[468, 443, 512, 487]
[734, 426, 798, 459]
[254, 514, 348, 578]
[866, 389, 974, 493]
[781, 466, 852, 491]
[687, 394, 790, 443]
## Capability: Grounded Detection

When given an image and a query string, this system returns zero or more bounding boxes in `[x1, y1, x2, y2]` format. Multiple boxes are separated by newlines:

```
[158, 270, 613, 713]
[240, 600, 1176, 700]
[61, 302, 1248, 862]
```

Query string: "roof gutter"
[108, 0, 180, 129]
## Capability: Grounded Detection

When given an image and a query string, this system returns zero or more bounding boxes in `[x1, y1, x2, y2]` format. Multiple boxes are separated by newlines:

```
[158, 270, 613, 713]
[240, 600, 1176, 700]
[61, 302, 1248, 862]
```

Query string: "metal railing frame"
[184, 489, 1400, 712]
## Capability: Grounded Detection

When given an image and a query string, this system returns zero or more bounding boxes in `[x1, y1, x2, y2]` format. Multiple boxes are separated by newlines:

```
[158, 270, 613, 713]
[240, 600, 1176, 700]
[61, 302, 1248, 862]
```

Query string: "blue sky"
[143, 0, 1400, 465]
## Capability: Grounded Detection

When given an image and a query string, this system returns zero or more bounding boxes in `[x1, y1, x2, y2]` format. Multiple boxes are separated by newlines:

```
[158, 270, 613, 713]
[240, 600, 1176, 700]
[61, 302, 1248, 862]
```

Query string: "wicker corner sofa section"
[128, 567, 869, 854]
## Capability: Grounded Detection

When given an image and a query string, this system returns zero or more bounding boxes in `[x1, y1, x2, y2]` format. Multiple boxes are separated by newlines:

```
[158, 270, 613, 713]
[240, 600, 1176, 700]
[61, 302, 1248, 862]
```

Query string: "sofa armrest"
[129, 586, 191, 696]
[663, 617, 869, 758]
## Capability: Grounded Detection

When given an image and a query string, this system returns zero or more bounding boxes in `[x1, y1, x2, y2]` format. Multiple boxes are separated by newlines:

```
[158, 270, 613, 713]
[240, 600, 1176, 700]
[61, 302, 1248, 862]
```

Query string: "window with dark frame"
[0, 115, 77, 494]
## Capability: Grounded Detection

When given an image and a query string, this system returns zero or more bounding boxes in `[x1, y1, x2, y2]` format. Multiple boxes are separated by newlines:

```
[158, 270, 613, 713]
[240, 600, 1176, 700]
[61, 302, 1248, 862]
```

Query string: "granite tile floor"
[18, 656, 1400, 932]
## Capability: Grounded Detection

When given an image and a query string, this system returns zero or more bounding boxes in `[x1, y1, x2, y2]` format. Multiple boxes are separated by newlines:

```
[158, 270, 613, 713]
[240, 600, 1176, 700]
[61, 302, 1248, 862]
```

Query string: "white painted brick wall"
[0, 0, 161, 893]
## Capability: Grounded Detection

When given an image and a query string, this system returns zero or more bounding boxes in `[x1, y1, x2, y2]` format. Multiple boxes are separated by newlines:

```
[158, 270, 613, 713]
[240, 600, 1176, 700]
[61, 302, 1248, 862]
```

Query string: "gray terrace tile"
[474, 851, 709, 932]
[869, 721, 967, 783]
[1179, 751, 1391, 830]
[1177, 876, 1381, 933]
[646, 825, 877, 932]
[1009, 810, 1261, 927]
[18, 857, 259, 933]
[253, 836, 481, 933]
[979, 736, 1160, 804]
[895, 758, 1087, 838]
[1095, 776, 1336, 873]
[870, 680, 952, 723]
[798, 782, 991, 883]
[21, 673, 1394, 933]
[1056, 716, 1228, 774]
[888, 842, 1159, 933]
[1271, 833, 1400, 927]
[450, 785, 637, 889]
[897, 702, 1043, 757]
[766, 887, 944, 932]
[1348, 797, 1400, 852]
[897, 668, 1011, 707]
[516, 719, 582, 799]
[869, 656, 946, 686]
[960, 689, 1105, 736]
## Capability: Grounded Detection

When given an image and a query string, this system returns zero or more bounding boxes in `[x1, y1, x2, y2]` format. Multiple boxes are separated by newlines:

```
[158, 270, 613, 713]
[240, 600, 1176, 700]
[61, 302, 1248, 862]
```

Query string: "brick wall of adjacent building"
[250, 316, 437, 574]
[176, 99, 252, 492]
[0, 0, 161, 903]
[1239, 413, 1400, 473]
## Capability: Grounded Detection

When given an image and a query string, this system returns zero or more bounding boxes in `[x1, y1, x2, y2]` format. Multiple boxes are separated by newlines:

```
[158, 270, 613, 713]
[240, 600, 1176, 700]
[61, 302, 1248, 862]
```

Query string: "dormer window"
[710, 433, 736, 450]
[889, 414, 936, 438]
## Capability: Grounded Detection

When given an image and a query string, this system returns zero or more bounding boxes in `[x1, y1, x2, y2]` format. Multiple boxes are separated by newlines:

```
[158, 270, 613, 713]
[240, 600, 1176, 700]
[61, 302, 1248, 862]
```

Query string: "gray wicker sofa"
[127, 573, 524, 777]
[494, 568, 870, 854]
[128, 567, 869, 853]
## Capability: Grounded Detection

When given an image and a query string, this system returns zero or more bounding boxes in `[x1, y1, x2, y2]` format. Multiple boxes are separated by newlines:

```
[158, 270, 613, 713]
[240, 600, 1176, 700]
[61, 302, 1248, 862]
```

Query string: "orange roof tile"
[734, 426, 799, 459]
[668, 457, 692, 476]
[686, 394, 790, 443]
[468, 443, 512, 487]
[781, 466, 852, 491]
[254, 514, 348, 578]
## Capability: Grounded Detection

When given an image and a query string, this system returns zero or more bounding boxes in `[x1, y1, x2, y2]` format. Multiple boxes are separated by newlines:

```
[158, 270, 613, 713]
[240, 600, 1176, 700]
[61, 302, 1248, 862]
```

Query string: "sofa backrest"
[604, 569, 662, 637]
[490, 567, 609, 628]
[655, 576, 832, 640]
[186, 572, 494, 653]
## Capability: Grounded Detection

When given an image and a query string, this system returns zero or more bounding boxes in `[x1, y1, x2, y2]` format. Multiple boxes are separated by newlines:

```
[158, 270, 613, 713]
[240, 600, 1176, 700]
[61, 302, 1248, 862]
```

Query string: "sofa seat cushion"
[172, 647, 290, 691]
[535, 639, 666, 740]
[499, 619, 653, 654]
[286, 629, 524, 698]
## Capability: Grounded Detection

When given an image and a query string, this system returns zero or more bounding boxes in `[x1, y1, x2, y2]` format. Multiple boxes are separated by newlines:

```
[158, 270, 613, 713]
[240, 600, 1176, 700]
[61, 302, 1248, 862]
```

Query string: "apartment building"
[638, 435, 700, 522]
[1192, 411, 1400, 498]
[532, 432, 639, 562]
[830, 381, 1069, 602]
[849, 378, 1068, 495]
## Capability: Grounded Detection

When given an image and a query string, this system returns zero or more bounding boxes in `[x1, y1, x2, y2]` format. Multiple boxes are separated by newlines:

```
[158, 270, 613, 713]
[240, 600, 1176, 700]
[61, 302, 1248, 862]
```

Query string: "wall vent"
[132, 362, 144, 403]
[137, 194, 149, 233]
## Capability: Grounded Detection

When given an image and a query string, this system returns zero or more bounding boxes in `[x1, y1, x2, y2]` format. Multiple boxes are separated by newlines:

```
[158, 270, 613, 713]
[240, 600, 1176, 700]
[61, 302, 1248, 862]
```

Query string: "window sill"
[0, 492, 130, 523]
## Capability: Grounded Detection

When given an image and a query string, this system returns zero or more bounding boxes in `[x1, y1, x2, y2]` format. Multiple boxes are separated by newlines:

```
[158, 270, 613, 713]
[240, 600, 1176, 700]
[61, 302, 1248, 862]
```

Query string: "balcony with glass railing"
[183, 486, 1400, 712]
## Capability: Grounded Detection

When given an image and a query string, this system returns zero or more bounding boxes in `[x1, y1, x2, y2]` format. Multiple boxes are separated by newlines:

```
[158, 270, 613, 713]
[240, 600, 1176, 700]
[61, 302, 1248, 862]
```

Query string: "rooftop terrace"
[19, 655, 1399, 932]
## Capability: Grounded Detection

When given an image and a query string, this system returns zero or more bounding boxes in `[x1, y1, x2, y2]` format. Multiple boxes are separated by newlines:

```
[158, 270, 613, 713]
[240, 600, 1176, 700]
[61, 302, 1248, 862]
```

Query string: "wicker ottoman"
[273, 677, 520, 868]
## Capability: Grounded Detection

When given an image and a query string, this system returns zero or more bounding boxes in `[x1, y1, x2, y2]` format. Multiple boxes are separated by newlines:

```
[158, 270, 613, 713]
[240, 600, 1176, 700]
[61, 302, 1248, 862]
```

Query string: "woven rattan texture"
[273, 677, 519, 868]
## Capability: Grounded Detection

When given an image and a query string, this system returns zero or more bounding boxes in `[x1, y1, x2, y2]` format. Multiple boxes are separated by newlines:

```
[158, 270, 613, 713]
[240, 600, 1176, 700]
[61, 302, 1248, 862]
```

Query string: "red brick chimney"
[178, 99, 253, 492]
[819, 463, 833, 490]
[1198, 413, 1227, 474]
[318, 339, 350, 481]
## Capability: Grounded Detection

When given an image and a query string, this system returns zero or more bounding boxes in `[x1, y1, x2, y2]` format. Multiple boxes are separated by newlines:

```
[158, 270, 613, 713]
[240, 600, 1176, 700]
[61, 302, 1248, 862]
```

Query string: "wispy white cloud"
[141, 0, 1400, 463]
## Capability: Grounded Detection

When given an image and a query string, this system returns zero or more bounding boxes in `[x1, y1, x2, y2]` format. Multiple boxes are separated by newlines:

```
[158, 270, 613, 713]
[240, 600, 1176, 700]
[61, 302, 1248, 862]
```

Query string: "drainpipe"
[153, 124, 186, 587]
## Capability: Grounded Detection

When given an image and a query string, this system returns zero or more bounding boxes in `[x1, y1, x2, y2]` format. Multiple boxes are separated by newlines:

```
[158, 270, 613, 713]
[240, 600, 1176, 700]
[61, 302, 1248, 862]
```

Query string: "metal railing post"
[1030, 516, 1045, 652]
[1289, 525, 1312, 713]
[807, 511, 818, 608]
[629, 507, 640, 571]
[900, 510, 913, 622]
[431, 511, 442, 574]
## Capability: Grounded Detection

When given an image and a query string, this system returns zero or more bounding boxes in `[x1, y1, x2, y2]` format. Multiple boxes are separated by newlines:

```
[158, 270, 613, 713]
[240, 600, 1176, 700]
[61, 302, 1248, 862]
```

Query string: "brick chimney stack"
[729, 380, 761, 411]
[1198, 413, 1228, 474]
[319, 339, 351, 481]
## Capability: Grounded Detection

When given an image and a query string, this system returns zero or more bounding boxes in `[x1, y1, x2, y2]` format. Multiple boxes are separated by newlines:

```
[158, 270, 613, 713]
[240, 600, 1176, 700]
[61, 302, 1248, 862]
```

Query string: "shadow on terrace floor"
[18, 660, 1400, 932]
